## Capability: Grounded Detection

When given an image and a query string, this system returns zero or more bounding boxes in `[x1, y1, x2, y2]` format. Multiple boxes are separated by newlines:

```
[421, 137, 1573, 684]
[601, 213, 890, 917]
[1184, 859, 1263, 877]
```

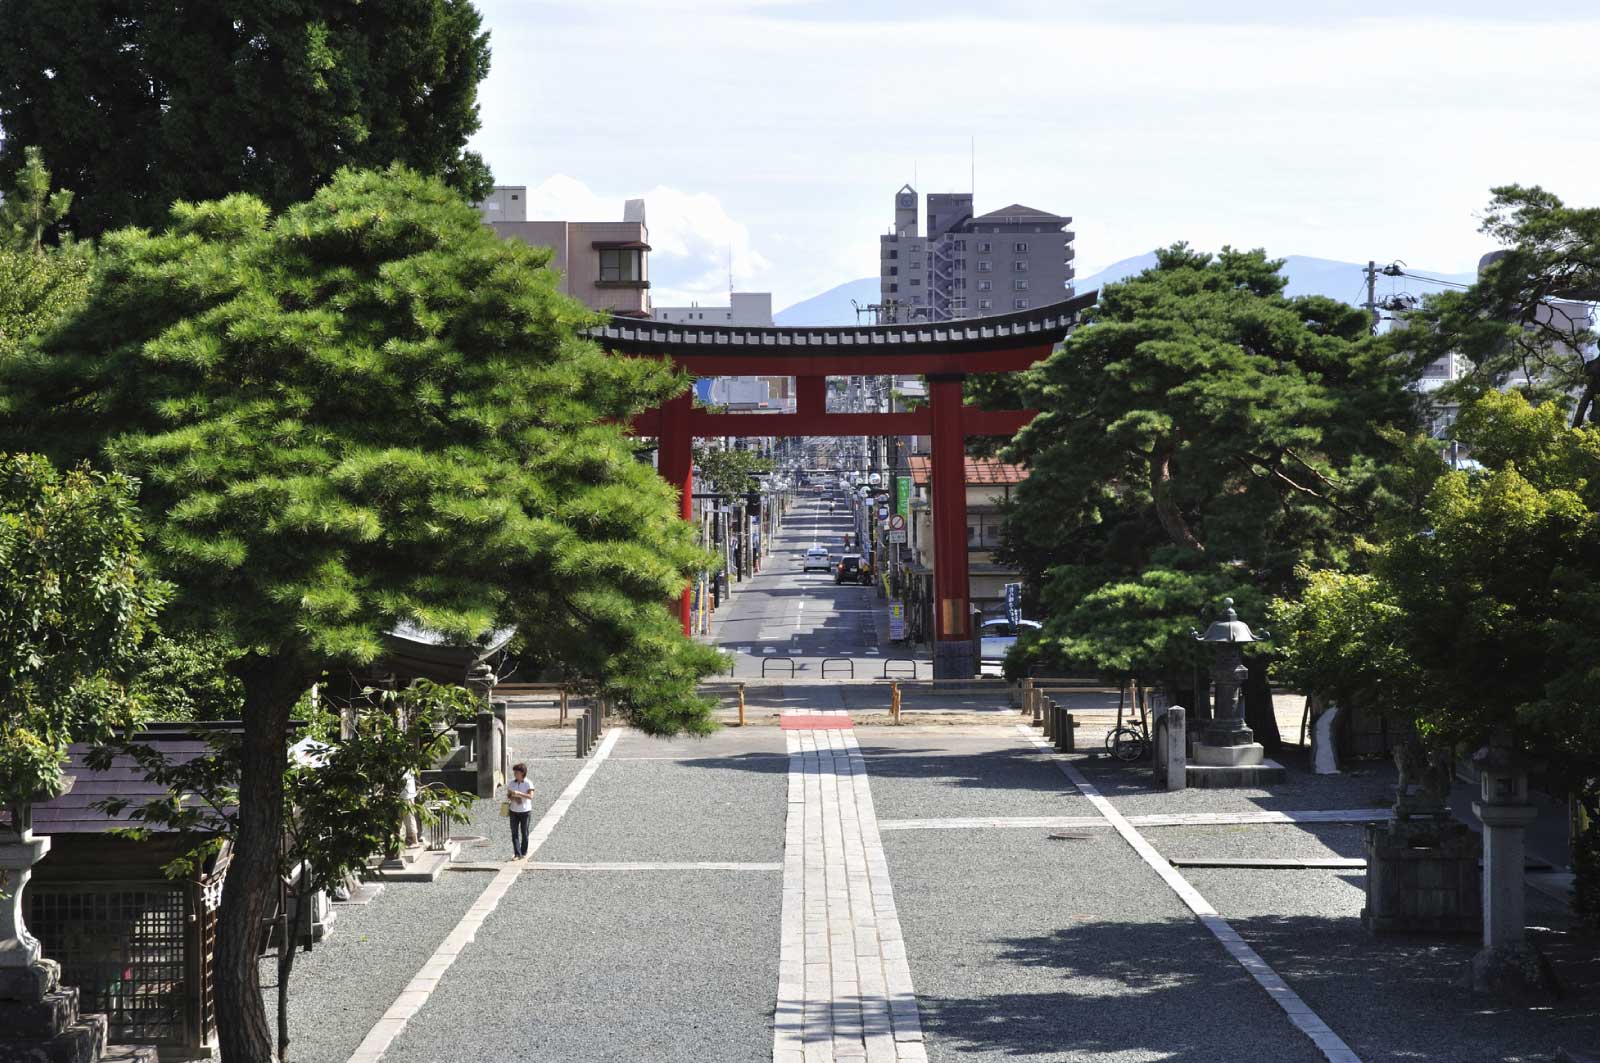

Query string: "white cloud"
[519, 174, 772, 307]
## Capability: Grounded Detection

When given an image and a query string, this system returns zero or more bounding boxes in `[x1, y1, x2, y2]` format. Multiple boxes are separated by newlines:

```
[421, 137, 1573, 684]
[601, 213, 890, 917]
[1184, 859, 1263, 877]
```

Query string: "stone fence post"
[1152, 706, 1186, 791]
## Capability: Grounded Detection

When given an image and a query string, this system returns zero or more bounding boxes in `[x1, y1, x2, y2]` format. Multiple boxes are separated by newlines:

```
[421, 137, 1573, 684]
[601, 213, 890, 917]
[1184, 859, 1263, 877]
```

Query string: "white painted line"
[527, 861, 781, 872]
[1015, 725, 1364, 1063]
[346, 727, 622, 1063]
[878, 815, 1111, 832]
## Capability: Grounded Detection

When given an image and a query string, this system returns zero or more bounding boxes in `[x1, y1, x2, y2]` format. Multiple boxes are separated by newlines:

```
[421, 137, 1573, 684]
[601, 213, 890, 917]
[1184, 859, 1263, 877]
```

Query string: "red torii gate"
[593, 291, 1096, 678]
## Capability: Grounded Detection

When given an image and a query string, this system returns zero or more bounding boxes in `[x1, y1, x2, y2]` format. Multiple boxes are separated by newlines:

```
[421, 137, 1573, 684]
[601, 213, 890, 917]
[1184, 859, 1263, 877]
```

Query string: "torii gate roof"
[589, 291, 1097, 376]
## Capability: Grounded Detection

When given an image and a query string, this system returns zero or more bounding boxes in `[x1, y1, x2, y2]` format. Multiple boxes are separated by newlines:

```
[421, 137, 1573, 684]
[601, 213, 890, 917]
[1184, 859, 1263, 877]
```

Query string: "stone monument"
[1185, 599, 1286, 788]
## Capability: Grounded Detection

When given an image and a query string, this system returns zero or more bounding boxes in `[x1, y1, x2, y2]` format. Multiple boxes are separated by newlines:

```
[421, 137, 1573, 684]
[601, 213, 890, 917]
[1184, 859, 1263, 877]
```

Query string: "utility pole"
[1363, 260, 1379, 333]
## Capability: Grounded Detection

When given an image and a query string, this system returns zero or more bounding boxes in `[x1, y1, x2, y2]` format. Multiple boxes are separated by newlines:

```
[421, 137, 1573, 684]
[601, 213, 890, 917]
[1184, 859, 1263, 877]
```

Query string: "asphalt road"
[713, 492, 927, 681]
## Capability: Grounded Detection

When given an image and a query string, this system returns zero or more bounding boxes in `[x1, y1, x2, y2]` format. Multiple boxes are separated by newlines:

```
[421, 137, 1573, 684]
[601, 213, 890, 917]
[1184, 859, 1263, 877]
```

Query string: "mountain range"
[773, 252, 1478, 327]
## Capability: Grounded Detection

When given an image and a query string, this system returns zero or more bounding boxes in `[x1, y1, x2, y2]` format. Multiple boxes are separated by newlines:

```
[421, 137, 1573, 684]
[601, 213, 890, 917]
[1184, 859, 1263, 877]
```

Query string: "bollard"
[891, 680, 901, 724]
[560, 688, 569, 725]
[737, 682, 746, 727]
[1062, 711, 1075, 753]
[1042, 698, 1053, 741]
[1027, 679, 1040, 725]
[575, 713, 588, 758]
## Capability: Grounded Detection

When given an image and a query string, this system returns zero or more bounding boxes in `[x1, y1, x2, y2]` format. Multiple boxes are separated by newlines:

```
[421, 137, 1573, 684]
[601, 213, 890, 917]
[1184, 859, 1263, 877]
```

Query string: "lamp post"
[1187, 598, 1285, 786]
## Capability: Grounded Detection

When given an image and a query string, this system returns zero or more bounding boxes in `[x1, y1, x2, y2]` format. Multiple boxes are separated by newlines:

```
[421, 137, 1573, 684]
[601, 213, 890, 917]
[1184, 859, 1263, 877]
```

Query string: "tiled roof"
[589, 291, 1096, 358]
[26, 728, 241, 836]
[907, 455, 1029, 486]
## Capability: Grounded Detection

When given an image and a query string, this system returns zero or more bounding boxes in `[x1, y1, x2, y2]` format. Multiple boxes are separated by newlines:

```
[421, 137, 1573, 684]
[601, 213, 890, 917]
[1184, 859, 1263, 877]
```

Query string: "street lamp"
[1188, 598, 1279, 779]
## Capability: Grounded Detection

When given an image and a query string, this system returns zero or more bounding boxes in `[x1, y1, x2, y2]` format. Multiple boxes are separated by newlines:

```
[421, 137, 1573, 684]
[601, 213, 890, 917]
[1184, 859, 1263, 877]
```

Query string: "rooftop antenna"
[728, 244, 733, 297]
[970, 135, 975, 204]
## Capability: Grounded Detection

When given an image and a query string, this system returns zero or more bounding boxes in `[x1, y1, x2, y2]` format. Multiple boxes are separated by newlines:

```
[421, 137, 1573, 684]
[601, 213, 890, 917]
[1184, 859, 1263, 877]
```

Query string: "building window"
[888, 283, 899, 293]
[1014, 241, 1028, 253]
[889, 266, 898, 276]
[912, 296, 923, 304]
[910, 278, 921, 287]
[952, 297, 967, 309]
[599, 248, 643, 283]
[955, 239, 966, 251]
[954, 259, 967, 270]
[977, 279, 992, 291]
[911, 260, 922, 270]
[1013, 298, 1029, 309]
[955, 278, 966, 290]
[977, 241, 992, 253]
[889, 250, 898, 260]
[1014, 278, 1029, 291]
[977, 260, 992, 272]
[978, 298, 993, 310]
[1013, 260, 1028, 272]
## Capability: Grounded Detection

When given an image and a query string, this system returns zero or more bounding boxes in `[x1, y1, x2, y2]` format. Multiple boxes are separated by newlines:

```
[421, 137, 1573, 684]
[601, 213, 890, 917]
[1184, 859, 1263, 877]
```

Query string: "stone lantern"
[1186, 599, 1285, 788]
[1467, 731, 1560, 996]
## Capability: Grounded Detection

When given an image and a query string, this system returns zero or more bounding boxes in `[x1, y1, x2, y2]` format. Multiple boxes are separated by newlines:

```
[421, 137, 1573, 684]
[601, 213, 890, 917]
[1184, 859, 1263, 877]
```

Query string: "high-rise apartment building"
[878, 185, 1075, 323]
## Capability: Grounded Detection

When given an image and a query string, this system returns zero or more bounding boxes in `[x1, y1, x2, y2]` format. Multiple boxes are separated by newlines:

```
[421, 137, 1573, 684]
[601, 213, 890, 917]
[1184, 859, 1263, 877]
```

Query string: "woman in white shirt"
[506, 763, 535, 859]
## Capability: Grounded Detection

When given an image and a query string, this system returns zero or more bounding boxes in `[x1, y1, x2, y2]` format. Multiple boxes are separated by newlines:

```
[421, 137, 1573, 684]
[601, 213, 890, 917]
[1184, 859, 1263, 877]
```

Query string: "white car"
[802, 547, 832, 572]
[980, 617, 1041, 663]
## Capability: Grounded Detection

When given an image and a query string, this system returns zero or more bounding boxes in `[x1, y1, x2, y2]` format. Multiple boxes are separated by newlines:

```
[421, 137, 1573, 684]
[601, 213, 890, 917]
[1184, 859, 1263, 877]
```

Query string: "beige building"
[478, 186, 652, 316]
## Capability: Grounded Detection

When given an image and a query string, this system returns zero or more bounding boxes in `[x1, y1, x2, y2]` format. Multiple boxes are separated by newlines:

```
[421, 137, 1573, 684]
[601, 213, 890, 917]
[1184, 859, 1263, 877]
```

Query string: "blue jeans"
[509, 810, 531, 857]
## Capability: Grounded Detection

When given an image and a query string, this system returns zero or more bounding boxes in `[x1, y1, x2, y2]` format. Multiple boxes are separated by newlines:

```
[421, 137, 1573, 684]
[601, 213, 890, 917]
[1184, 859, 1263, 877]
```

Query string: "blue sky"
[468, 0, 1600, 309]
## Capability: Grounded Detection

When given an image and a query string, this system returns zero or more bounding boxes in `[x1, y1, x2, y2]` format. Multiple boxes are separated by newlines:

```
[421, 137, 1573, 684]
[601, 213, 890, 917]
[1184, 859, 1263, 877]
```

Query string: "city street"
[711, 492, 927, 681]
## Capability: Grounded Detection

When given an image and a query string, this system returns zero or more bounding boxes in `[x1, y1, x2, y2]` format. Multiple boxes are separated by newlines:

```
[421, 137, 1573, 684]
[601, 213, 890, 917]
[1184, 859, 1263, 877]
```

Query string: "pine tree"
[0, 166, 721, 1062]
[1002, 245, 1419, 727]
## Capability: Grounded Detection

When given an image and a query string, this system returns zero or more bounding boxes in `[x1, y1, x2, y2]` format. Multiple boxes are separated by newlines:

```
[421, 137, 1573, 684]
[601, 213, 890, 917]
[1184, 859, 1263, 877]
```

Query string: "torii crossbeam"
[591, 291, 1096, 678]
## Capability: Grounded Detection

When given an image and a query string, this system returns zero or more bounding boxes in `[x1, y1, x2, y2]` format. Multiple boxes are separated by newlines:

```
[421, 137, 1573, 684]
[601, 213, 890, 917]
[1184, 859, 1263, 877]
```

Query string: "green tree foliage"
[1002, 245, 1419, 693]
[0, 166, 720, 1062]
[0, 145, 74, 252]
[131, 634, 247, 723]
[694, 443, 774, 496]
[0, 149, 94, 356]
[1274, 390, 1600, 920]
[1399, 185, 1600, 424]
[0, 455, 165, 831]
[0, 1, 493, 238]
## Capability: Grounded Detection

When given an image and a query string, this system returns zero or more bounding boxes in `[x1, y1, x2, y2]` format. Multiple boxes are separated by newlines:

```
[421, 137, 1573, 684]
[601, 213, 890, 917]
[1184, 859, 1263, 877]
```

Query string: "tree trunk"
[215, 655, 311, 1063]
[1149, 445, 1203, 552]
[1243, 658, 1281, 755]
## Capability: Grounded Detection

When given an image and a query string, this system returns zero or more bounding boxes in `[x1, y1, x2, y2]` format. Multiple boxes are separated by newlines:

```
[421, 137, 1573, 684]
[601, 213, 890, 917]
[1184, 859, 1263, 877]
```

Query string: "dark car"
[834, 554, 873, 585]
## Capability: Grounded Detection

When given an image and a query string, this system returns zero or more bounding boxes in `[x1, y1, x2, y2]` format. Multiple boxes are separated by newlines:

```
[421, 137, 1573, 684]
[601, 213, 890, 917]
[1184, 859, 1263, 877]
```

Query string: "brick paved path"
[775, 718, 924, 1062]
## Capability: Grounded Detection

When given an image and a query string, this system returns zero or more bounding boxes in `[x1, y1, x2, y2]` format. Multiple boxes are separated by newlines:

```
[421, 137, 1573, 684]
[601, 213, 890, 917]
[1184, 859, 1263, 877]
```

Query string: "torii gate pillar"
[929, 374, 973, 679]
[659, 391, 694, 634]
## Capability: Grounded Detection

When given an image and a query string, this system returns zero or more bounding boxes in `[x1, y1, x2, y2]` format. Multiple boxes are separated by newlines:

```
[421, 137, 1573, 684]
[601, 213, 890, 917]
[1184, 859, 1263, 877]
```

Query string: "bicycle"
[1103, 681, 1150, 762]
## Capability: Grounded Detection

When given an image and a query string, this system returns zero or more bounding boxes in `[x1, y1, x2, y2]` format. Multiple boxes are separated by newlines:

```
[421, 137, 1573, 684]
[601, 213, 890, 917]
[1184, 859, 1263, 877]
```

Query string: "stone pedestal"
[1467, 799, 1561, 997]
[1361, 817, 1481, 935]
[932, 639, 973, 680]
[0, 836, 50, 968]
[1152, 706, 1186, 791]
[0, 958, 122, 1063]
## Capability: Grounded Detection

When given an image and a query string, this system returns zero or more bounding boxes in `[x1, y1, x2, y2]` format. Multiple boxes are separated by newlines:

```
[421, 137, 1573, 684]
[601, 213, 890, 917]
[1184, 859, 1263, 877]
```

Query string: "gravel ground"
[881, 826, 1325, 1063]
[259, 867, 491, 1063]
[857, 728, 1098, 821]
[1074, 745, 1401, 817]
[383, 869, 782, 1063]
[1189, 866, 1600, 1063]
[533, 730, 787, 864]
[1145, 822, 1370, 862]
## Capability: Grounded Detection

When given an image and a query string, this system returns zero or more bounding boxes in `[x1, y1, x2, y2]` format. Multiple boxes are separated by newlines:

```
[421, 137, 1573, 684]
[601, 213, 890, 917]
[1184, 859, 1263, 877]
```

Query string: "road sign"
[887, 529, 907, 544]
[888, 600, 905, 640]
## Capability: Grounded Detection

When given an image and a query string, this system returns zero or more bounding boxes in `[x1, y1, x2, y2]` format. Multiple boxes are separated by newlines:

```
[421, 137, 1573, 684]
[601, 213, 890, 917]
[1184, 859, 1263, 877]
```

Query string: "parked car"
[980, 617, 1041, 662]
[802, 546, 832, 572]
[834, 554, 873, 585]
